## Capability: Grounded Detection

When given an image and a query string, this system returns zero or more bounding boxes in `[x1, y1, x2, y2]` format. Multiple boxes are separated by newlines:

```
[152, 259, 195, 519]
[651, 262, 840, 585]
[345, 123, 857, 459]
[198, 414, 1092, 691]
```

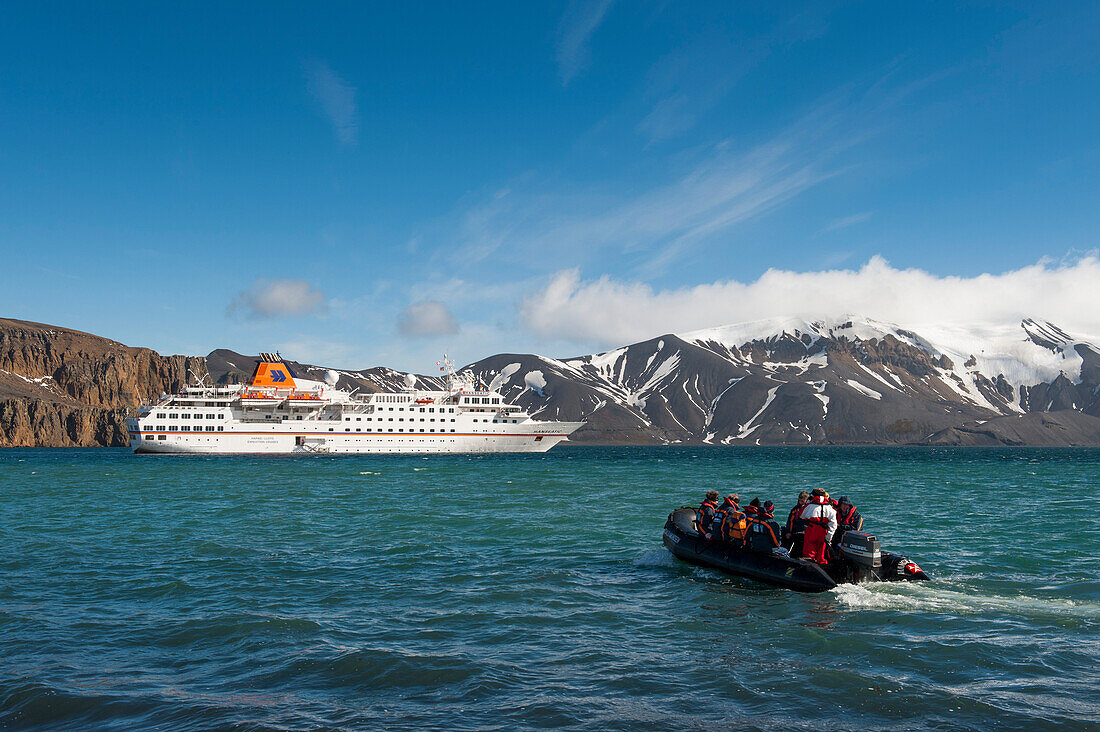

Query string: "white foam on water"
[831, 582, 1100, 619]
[632, 548, 681, 569]
[831, 584, 924, 610]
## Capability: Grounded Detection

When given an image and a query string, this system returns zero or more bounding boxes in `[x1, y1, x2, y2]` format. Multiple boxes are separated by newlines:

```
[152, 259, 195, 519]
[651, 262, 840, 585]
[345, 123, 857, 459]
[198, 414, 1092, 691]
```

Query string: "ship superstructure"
[127, 354, 582, 454]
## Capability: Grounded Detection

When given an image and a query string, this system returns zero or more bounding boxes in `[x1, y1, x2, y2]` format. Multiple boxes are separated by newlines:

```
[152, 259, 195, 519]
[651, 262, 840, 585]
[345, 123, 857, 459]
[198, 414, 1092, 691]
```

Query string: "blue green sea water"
[1, 446, 1098, 730]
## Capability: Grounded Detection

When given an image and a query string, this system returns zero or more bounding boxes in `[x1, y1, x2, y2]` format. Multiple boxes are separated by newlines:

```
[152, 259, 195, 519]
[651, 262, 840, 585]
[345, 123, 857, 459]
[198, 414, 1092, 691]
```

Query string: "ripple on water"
[1, 446, 1099, 730]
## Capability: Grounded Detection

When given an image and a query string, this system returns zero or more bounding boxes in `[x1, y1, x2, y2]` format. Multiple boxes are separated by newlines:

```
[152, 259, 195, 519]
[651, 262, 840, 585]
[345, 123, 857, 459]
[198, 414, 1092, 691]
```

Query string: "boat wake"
[831, 582, 1100, 619]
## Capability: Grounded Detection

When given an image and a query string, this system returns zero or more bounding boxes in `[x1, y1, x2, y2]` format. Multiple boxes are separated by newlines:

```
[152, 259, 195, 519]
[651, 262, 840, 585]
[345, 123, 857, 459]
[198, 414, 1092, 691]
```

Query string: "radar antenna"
[437, 355, 459, 393]
[188, 368, 208, 389]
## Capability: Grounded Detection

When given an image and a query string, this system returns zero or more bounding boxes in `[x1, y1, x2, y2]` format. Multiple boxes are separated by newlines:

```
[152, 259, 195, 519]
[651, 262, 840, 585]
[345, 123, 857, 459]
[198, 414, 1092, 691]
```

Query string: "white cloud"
[228, 279, 327, 319]
[519, 255, 1100, 348]
[556, 0, 614, 84]
[397, 300, 460, 337]
[304, 59, 358, 145]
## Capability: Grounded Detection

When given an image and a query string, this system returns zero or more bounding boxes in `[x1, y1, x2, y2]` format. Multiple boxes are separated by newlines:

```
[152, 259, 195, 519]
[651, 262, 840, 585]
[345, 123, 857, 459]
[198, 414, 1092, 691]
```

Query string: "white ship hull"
[130, 425, 581, 454]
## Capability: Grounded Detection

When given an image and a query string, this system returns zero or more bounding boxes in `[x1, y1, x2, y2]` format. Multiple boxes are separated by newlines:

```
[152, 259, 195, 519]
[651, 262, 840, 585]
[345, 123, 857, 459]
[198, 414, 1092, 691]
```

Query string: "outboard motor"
[882, 553, 931, 581]
[669, 507, 701, 535]
[837, 531, 882, 582]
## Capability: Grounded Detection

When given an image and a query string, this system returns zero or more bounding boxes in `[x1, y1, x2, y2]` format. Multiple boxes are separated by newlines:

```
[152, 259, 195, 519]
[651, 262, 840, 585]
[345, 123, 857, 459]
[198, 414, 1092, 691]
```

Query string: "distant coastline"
[3, 316, 1100, 448]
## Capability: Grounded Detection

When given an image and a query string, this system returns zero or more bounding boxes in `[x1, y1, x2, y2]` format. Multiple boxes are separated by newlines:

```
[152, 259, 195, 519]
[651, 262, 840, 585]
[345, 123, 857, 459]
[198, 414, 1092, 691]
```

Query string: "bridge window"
[157, 413, 166, 418]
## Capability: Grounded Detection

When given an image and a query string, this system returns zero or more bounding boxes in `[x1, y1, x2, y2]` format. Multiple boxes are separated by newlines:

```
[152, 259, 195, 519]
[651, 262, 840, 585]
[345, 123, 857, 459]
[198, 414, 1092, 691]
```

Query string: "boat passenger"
[799, 488, 838, 564]
[784, 491, 810, 553]
[718, 494, 748, 546]
[697, 491, 720, 536]
[836, 496, 863, 532]
[745, 497, 761, 519]
[832, 495, 864, 545]
[747, 501, 789, 556]
[710, 493, 740, 541]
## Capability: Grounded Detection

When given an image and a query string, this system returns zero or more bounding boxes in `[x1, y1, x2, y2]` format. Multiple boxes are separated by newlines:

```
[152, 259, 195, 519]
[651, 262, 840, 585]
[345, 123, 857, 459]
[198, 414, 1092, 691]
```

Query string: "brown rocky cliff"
[0, 319, 206, 447]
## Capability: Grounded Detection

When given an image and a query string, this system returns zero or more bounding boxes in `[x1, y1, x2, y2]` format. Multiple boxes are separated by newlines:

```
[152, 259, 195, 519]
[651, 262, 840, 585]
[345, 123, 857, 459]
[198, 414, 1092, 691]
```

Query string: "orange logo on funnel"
[250, 362, 296, 388]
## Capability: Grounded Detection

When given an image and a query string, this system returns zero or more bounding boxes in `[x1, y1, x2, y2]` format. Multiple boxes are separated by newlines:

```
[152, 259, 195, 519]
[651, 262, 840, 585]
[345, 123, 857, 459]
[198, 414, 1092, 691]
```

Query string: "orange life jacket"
[721, 508, 748, 543]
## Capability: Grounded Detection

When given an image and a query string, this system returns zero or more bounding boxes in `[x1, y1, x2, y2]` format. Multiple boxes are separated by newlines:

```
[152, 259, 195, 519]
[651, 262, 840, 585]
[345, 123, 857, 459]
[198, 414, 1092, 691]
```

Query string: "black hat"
[749, 497, 761, 508]
[838, 496, 851, 505]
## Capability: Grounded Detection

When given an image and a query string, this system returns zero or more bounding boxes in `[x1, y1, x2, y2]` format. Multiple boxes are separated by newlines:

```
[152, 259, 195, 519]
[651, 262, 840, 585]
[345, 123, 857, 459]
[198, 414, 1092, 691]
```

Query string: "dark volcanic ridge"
[3, 315, 1100, 447]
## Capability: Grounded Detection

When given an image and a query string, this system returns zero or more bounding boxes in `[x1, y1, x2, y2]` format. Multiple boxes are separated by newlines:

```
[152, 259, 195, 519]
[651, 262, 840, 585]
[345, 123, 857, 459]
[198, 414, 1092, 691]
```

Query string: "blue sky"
[3, 2, 1099, 370]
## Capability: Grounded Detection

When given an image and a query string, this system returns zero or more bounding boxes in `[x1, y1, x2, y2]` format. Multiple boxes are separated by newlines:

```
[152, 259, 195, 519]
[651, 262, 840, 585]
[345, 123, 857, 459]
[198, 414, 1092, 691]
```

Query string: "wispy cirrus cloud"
[304, 59, 358, 145]
[556, 0, 614, 84]
[636, 8, 834, 144]
[433, 92, 862, 277]
[820, 212, 872, 234]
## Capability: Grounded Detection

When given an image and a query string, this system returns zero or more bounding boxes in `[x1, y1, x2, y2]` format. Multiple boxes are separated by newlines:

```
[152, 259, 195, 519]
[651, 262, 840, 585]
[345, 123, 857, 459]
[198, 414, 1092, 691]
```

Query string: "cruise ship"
[127, 354, 583, 454]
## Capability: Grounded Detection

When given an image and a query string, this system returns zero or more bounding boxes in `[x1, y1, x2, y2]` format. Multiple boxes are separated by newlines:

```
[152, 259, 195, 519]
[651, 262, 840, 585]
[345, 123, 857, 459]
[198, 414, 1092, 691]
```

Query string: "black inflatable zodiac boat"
[663, 507, 930, 593]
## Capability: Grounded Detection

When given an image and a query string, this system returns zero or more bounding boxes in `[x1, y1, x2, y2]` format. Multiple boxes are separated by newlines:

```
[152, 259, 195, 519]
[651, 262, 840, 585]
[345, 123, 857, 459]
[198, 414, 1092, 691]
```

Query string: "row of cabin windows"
[152, 425, 224, 432]
[327, 428, 458, 433]
[143, 426, 532, 437]
[378, 407, 457, 413]
[156, 413, 226, 419]
[463, 397, 500, 405]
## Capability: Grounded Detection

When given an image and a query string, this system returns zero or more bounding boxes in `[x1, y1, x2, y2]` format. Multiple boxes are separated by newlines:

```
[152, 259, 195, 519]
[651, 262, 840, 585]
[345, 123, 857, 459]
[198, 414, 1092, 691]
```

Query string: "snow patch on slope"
[845, 379, 882, 400]
[524, 370, 547, 396]
[736, 385, 779, 440]
[490, 363, 522, 392]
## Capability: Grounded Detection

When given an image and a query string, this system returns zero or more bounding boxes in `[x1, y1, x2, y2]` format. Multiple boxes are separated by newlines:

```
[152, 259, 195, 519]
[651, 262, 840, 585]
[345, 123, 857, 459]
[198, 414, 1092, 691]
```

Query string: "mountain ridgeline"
[3, 316, 1100, 447]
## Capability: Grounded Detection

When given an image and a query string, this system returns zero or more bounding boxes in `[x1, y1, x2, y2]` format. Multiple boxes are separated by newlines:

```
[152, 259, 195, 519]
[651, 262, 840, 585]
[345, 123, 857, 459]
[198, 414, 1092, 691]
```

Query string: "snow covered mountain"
[451, 317, 1100, 445]
[10, 316, 1097, 447]
[203, 317, 1100, 446]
